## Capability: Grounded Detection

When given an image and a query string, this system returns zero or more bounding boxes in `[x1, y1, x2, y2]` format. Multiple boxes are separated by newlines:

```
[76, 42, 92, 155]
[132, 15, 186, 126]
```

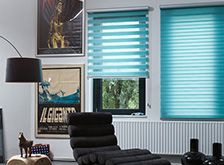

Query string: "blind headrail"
[87, 6, 150, 13]
[160, 1, 224, 9]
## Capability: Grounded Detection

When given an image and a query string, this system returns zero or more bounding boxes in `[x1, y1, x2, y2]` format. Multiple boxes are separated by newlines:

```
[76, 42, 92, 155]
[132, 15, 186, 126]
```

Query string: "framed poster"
[36, 65, 84, 138]
[37, 0, 84, 56]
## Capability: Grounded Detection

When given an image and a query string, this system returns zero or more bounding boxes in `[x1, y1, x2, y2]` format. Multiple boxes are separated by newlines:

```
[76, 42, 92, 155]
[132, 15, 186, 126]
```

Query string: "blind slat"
[88, 10, 148, 18]
[88, 31, 148, 37]
[88, 57, 148, 63]
[88, 38, 148, 44]
[88, 64, 148, 70]
[88, 44, 148, 50]
[88, 17, 148, 24]
[88, 24, 148, 31]
[88, 51, 149, 57]
[88, 71, 148, 77]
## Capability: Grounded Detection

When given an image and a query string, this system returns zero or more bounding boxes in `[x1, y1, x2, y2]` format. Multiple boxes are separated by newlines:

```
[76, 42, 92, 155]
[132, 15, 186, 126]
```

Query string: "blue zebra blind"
[88, 10, 149, 78]
[161, 6, 224, 119]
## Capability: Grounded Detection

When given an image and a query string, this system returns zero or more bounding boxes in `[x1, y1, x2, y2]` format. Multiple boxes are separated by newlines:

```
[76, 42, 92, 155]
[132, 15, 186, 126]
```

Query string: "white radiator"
[113, 121, 224, 155]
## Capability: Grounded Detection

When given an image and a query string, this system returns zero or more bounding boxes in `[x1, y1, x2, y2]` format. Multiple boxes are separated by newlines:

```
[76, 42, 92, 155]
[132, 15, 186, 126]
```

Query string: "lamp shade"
[6, 57, 42, 82]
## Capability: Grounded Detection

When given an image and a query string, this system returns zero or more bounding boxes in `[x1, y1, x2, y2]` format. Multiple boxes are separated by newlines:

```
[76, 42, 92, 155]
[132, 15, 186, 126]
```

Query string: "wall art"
[36, 65, 84, 138]
[37, 0, 84, 56]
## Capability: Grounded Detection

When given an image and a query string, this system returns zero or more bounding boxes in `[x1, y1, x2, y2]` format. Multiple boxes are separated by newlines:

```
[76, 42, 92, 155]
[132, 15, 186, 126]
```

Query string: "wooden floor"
[0, 161, 77, 165]
[1, 155, 181, 165]
[52, 161, 181, 165]
[0, 162, 180, 165]
[53, 163, 179, 165]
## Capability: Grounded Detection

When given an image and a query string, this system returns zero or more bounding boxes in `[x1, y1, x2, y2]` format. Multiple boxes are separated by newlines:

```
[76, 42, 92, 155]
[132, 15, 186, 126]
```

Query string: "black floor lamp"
[0, 35, 42, 163]
[0, 35, 42, 82]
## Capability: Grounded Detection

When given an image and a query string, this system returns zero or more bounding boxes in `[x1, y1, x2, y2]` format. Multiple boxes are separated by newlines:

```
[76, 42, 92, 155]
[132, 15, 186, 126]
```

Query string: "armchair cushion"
[67, 112, 171, 165]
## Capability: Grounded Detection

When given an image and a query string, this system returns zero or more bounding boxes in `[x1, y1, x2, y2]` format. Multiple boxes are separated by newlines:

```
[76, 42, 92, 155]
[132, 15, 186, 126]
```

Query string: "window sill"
[113, 115, 147, 118]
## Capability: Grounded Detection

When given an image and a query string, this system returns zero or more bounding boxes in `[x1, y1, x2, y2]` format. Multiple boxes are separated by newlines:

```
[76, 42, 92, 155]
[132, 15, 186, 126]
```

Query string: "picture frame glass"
[36, 65, 84, 138]
[37, 0, 84, 56]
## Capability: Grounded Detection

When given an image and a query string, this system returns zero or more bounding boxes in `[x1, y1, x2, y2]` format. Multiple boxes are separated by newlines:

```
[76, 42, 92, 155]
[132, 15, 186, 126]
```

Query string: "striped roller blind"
[161, 6, 224, 119]
[88, 9, 149, 78]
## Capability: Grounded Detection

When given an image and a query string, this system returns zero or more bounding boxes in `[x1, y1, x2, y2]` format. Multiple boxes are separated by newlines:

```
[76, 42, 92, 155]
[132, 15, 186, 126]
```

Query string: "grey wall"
[1, 0, 224, 161]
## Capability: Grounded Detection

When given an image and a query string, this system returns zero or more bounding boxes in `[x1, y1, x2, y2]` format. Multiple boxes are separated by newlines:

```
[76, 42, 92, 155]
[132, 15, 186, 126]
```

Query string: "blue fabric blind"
[161, 6, 224, 119]
[88, 10, 149, 78]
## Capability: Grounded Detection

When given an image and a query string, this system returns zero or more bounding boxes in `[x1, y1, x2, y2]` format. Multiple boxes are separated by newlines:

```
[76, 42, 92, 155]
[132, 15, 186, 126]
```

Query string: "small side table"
[7, 154, 52, 165]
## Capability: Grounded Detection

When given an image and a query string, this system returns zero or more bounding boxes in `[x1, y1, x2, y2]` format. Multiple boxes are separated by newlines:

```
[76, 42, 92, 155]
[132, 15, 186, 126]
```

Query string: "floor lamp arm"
[0, 35, 22, 58]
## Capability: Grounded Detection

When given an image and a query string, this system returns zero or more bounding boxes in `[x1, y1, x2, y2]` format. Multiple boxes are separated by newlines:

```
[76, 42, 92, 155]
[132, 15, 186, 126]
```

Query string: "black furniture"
[67, 112, 171, 165]
[181, 139, 205, 165]
[203, 143, 224, 165]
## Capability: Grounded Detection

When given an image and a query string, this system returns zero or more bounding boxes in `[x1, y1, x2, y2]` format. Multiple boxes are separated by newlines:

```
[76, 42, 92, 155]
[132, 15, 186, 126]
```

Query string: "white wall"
[1, 0, 224, 161]
[0, 0, 37, 160]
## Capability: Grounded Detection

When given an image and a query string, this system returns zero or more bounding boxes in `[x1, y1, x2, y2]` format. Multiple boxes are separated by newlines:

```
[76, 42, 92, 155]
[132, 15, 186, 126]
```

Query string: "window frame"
[93, 78, 146, 115]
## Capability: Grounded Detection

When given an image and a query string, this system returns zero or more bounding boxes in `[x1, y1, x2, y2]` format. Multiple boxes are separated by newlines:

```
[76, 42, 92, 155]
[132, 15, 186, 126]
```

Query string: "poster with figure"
[36, 65, 84, 138]
[37, 0, 84, 56]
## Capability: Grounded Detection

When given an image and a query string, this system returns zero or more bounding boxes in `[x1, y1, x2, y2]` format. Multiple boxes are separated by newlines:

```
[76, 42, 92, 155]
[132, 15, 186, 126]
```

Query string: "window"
[88, 9, 149, 115]
[161, 6, 224, 119]
[93, 78, 145, 115]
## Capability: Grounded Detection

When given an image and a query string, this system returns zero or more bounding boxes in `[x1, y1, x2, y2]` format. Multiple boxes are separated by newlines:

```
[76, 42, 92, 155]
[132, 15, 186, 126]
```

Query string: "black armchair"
[67, 112, 171, 165]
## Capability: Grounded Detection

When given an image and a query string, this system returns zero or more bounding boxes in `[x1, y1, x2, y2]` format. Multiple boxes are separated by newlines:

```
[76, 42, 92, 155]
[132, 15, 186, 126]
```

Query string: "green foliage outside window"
[102, 79, 139, 109]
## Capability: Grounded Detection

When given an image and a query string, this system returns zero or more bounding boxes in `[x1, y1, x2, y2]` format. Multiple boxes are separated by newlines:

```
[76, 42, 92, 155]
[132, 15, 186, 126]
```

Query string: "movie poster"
[36, 65, 84, 138]
[37, 0, 84, 56]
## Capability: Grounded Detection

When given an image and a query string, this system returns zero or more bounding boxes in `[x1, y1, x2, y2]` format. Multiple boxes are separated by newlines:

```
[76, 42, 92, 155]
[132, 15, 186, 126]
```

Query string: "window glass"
[102, 79, 139, 109]
[93, 78, 145, 115]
